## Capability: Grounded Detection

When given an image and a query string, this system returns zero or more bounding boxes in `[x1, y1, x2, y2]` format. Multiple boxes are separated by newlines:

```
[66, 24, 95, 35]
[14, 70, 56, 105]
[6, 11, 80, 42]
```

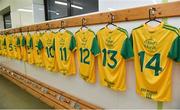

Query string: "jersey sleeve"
[121, 37, 134, 59]
[69, 35, 76, 51]
[37, 39, 43, 50]
[91, 35, 100, 56]
[3, 38, 6, 46]
[168, 36, 180, 62]
[30, 37, 33, 48]
[16, 37, 20, 47]
[22, 35, 26, 46]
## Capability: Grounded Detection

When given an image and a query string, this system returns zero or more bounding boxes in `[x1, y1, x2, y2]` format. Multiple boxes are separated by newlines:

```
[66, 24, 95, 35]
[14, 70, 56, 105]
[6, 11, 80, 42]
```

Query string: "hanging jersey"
[38, 31, 57, 71]
[130, 22, 180, 101]
[75, 29, 100, 83]
[97, 27, 133, 91]
[55, 30, 76, 76]
[20, 34, 27, 61]
[26, 33, 34, 64]
[12, 34, 21, 60]
[32, 32, 44, 67]
[6, 35, 14, 58]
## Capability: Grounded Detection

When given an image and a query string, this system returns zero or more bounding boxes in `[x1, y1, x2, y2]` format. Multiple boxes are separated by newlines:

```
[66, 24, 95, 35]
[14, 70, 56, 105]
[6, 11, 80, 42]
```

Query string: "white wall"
[0, 0, 44, 29]
[32, 0, 45, 23]
[0, 15, 4, 29]
[0, 0, 180, 109]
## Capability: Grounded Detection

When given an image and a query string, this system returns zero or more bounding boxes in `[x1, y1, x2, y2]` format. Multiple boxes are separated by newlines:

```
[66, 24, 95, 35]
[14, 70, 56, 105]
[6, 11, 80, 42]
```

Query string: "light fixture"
[55, 1, 67, 6]
[17, 9, 33, 12]
[55, 1, 83, 10]
[71, 4, 83, 10]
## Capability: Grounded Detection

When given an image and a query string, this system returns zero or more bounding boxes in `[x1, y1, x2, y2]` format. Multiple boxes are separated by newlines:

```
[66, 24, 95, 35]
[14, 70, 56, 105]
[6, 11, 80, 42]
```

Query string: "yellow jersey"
[32, 32, 44, 67]
[130, 22, 180, 101]
[75, 29, 100, 83]
[6, 34, 14, 58]
[12, 34, 21, 60]
[38, 31, 57, 71]
[26, 33, 34, 64]
[55, 30, 76, 76]
[20, 34, 27, 61]
[97, 27, 133, 91]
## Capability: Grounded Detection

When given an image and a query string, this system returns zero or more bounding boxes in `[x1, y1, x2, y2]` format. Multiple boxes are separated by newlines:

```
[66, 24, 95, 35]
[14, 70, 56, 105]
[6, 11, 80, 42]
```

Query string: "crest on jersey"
[144, 38, 158, 52]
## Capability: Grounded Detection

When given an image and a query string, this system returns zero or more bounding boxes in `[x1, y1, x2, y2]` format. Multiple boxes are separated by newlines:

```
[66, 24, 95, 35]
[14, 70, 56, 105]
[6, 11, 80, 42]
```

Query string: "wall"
[0, 0, 180, 109]
[0, 0, 44, 29]
[0, 15, 4, 29]
[32, 0, 45, 23]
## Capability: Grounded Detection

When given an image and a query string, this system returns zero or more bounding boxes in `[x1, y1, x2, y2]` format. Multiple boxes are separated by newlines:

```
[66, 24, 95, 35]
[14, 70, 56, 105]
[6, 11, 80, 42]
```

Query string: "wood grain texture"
[0, 1, 180, 34]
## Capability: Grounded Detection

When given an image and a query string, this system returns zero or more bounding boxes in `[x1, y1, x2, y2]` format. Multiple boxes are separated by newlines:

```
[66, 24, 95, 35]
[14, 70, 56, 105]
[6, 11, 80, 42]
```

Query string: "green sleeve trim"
[37, 39, 43, 50]
[168, 36, 180, 62]
[91, 35, 100, 56]
[164, 24, 179, 31]
[129, 34, 133, 49]
[163, 26, 179, 35]
[16, 37, 20, 46]
[99, 27, 105, 31]
[117, 27, 128, 37]
[121, 38, 134, 59]
[69, 35, 76, 51]
[75, 30, 80, 34]
[66, 30, 74, 36]
[88, 29, 96, 35]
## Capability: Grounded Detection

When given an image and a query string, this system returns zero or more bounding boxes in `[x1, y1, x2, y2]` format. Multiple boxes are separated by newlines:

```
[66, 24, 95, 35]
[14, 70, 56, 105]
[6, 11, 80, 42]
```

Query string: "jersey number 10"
[46, 46, 54, 58]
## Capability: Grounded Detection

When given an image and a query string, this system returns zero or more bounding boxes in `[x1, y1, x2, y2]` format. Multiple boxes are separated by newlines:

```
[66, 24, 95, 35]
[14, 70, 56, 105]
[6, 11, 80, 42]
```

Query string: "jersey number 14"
[138, 51, 162, 76]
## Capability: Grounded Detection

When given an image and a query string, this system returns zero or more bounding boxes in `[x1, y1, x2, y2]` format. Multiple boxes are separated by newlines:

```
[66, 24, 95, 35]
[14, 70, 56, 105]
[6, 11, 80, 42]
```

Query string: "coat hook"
[149, 7, 157, 20]
[108, 13, 115, 24]
[26, 27, 28, 32]
[46, 23, 50, 30]
[61, 21, 65, 28]
[82, 18, 86, 27]
[36, 25, 40, 32]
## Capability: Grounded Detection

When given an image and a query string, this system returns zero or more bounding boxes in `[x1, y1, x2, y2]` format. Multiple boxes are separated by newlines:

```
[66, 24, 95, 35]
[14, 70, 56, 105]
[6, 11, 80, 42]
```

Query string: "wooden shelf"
[0, 65, 102, 109]
[0, 1, 180, 34]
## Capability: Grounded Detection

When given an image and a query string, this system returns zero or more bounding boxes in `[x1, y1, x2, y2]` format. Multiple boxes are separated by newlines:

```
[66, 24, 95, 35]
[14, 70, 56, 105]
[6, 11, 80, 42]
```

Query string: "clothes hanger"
[36, 25, 42, 35]
[36, 25, 39, 33]
[106, 13, 118, 28]
[58, 20, 66, 33]
[80, 18, 88, 31]
[145, 7, 161, 24]
[45, 23, 52, 33]
[20, 28, 23, 36]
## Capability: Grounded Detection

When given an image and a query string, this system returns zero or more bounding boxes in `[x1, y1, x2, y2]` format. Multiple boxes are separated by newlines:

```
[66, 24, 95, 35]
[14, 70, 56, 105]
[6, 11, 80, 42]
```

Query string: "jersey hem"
[136, 90, 172, 102]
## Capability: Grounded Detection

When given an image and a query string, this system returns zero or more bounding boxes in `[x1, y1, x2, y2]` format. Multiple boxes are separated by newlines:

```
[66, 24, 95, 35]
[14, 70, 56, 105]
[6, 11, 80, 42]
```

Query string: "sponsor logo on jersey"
[144, 38, 157, 52]
[105, 36, 113, 48]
